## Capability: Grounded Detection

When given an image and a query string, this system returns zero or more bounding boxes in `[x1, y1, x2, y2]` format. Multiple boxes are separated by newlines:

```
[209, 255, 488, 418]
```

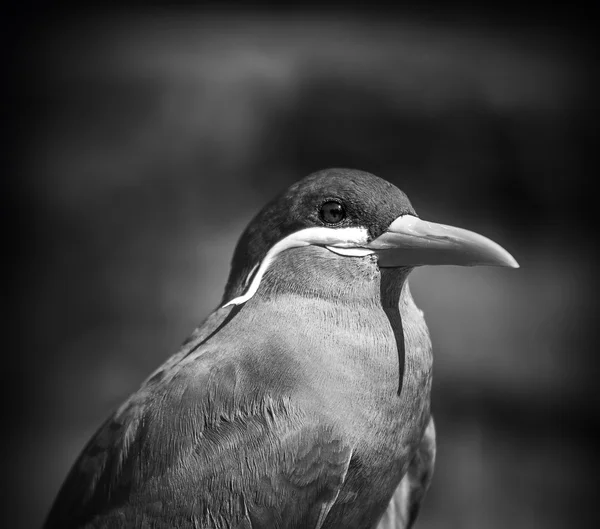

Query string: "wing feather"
[376, 416, 436, 529]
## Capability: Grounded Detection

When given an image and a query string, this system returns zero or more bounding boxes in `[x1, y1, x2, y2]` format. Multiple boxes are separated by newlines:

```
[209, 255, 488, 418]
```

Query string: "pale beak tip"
[506, 258, 520, 269]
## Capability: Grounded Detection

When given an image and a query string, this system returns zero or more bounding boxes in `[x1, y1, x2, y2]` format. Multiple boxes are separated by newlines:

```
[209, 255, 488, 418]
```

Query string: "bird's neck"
[236, 245, 420, 394]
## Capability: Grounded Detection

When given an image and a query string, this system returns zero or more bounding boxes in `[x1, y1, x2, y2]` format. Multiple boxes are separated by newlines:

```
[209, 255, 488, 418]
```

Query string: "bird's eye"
[319, 201, 346, 224]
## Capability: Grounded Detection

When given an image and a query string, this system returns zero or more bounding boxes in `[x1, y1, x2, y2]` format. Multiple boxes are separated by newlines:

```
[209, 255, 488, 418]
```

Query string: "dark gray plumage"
[45, 169, 517, 529]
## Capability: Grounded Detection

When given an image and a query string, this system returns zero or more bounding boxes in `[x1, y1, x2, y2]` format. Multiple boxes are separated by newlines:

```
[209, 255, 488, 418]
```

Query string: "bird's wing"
[44, 305, 237, 528]
[44, 319, 353, 529]
[376, 416, 436, 529]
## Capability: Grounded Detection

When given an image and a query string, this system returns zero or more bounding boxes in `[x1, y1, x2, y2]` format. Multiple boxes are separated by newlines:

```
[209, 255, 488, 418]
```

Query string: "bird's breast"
[237, 273, 433, 480]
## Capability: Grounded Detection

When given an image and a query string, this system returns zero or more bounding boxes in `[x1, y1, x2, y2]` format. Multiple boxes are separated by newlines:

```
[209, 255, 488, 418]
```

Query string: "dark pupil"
[321, 201, 345, 224]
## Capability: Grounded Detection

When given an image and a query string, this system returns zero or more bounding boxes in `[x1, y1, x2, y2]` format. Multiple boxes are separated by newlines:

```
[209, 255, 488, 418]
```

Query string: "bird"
[44, 168, 518, 529]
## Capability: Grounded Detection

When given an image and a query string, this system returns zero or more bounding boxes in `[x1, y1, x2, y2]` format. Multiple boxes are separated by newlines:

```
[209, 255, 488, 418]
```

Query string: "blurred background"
[5, 5, 597, 529]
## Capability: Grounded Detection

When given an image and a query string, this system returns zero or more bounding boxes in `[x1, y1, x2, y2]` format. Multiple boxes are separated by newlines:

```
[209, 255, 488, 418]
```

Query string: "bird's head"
[222, 168, 518, 306]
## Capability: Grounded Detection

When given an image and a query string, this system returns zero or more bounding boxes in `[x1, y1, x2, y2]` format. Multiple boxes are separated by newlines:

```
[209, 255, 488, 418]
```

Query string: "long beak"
[367, 215, 519, 268]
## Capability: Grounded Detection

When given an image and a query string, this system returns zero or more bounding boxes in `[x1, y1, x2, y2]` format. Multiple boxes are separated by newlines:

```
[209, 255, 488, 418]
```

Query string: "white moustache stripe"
[223, 226, 369, 307]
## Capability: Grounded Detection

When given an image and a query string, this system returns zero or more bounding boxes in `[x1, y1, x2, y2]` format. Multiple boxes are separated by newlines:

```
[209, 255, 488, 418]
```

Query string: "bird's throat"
[255, 245, 394, 306]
